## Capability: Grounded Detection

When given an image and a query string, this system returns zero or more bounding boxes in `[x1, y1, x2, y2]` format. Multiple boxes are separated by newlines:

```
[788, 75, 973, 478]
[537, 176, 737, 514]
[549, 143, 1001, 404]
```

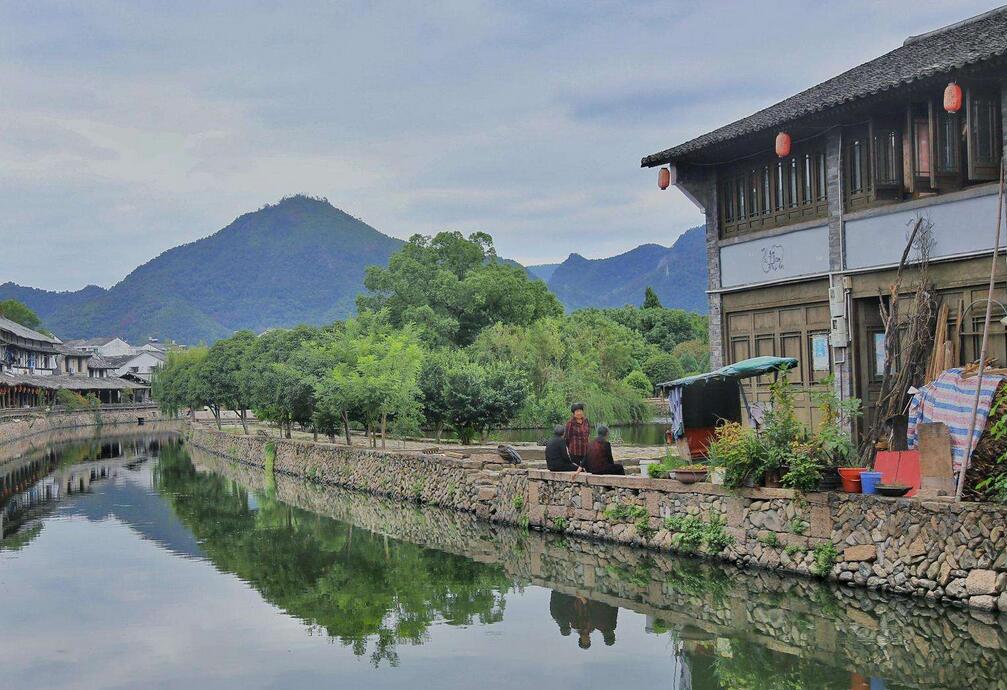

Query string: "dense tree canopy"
[358, 231, 562, 346]
[0, 299, 47, 333]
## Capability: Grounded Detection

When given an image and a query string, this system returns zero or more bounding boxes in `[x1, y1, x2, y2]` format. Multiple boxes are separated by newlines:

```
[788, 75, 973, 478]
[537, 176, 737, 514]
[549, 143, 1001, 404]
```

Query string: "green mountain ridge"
[1, 197, 708, 344]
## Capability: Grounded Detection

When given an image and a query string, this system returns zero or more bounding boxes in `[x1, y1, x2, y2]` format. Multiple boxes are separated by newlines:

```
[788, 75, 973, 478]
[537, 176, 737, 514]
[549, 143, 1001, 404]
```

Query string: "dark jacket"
[545, 435, 579, 472]
[585, 439, 625, 475]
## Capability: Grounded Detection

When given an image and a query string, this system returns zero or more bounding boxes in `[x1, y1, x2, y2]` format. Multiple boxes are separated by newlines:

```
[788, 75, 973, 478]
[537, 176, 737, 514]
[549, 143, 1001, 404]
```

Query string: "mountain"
[526, 263, 560, 283]
[544, 225, 707, 313]
[0, 196, 404, 344]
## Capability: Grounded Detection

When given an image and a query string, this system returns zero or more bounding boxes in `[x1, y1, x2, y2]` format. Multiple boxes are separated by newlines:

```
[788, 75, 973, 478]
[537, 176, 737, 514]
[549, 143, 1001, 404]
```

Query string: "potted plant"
[810, 376, 864, 493]
[708, 421, 765, 488]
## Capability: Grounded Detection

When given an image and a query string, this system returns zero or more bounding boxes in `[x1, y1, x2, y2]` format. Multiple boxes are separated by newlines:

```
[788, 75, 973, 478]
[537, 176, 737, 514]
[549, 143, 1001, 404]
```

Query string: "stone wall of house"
[187, 423, 1007, 613]
[0, 405, 160, 447]
[191, 445, 1007, 689]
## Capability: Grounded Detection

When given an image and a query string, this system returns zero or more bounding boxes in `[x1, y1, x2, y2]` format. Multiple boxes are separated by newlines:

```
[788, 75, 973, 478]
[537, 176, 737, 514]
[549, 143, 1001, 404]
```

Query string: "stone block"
[965, 569, 998, 596]
[843, 545, 877, 563]
[969, 595, 997, 612]
[809, 503, 832, 538]
[725, 498, 744, 528]
[580, 486, 594, 511]
[527, 481, 540, 506]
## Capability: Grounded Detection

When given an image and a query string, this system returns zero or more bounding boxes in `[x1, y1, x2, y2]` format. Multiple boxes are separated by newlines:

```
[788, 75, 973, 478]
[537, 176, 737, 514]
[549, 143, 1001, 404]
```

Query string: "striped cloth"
[907, 368, 1005, 471]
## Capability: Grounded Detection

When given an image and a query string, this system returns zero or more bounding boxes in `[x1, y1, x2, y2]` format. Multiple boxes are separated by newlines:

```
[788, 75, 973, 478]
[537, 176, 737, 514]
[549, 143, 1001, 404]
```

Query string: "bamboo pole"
[955, 158, 1007, 501]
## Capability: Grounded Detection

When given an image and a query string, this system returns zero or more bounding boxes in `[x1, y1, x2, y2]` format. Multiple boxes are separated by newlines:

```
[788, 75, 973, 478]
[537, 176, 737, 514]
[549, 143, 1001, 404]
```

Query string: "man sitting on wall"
[565, 402, 590, 468]
[546, 425, 582, 473]
[585, 425, 625, 475]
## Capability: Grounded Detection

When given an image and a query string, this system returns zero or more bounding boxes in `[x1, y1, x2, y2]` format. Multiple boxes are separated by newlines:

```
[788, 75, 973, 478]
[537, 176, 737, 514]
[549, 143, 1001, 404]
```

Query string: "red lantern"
[775, 132, 792, 158]
[658, 167, 671, 190]
[944, 81, 962, 113]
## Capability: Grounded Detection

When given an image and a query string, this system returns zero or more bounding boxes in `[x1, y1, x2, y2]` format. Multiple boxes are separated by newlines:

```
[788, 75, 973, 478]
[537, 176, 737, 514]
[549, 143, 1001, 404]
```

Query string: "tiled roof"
[0, 373, 147, 390]
[0, 316, 58, 344]
[642, 7, 1007, 167]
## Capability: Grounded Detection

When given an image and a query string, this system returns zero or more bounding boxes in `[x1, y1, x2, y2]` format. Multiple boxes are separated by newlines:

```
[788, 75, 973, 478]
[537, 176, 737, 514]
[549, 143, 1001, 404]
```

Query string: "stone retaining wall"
[0, 406, 160, 447]
[187, 423, 1007, 613]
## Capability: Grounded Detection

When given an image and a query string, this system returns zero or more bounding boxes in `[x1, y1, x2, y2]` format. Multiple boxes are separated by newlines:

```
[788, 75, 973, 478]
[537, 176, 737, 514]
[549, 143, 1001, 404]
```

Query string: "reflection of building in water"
[0, 436, 165, 539]
[549, 591, 618, 650]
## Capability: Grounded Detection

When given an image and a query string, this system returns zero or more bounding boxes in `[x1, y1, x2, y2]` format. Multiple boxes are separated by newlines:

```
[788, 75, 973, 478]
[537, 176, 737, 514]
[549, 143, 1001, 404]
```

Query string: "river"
[1, 425, 1004, 689]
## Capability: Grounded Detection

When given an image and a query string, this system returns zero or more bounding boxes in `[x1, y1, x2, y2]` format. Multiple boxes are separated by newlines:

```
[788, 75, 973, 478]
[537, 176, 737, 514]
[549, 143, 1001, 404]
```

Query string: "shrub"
[708, 422, 765, 488]
[622, 370, 653, 396]
[811, 542, 839, 577]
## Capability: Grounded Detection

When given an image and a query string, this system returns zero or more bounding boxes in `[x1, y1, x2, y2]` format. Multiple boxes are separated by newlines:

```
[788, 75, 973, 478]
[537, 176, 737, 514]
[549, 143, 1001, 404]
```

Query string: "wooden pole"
[955, 158, 1007, 501]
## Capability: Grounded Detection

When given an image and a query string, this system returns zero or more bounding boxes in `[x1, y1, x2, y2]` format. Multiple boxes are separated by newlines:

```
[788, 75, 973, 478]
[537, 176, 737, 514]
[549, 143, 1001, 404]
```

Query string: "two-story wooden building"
[643, 8, 1007, 428]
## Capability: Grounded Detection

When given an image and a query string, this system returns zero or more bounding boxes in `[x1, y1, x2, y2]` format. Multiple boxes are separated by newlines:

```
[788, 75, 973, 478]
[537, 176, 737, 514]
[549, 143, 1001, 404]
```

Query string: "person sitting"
[565, 402, 590, 467]
[585, 425, 625, 475]
[545, 424, 582, 473]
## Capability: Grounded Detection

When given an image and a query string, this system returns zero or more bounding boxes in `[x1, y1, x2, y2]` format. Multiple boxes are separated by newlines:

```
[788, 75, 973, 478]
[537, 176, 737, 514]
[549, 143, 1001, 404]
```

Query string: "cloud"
[0, 0, 996, 289]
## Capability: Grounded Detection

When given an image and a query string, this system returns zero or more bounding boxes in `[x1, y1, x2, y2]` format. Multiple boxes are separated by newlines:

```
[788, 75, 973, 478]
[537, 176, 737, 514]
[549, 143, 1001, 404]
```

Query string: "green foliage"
[359, 231, 562, 347]
[708, 422, 765, 488]
[151, 347, 210, 416]
[780, 449, 823, 492]
[641, 352, 683, 386]
[0, 299, 47, 334]
[810, 374, 862, 467]
[976, 386, 1007, 502]
[511, 495, 525, 511]
[663, 514, 733, 553]
[788, 518, 808, 535]
[811, 542, 839, 577]
[622, 370, 653, 396]
[642, 286, 662, 309]
[552, 516, 568, 531]
[264, 442, 276, 475]
[441, 359, 527, 444]
[784, 544, 805, 557]
[55, 388, 97, 411]
[603, 503, 649, 522]
[758, 532, 780, 548]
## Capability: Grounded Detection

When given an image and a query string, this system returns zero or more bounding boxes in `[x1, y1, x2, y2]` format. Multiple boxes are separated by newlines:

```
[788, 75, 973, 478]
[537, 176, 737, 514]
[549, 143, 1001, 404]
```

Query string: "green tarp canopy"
[656, 356, 798, 390]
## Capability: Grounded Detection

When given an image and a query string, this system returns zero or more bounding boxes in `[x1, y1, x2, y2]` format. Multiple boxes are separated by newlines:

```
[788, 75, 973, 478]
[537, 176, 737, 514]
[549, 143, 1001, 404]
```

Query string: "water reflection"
[550, 592, 618, 649]
[1, 429, 1005, 690]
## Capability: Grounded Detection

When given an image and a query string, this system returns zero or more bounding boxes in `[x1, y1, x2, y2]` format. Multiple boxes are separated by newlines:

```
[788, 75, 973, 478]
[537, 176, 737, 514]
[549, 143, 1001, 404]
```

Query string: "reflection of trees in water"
[153, 443, 512, 666]
[549, 591, 617, 649]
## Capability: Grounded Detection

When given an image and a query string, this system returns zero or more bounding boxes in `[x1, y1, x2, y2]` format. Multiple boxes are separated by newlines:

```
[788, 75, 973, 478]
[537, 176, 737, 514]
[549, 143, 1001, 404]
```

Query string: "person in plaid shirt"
[564, 402, 590, 467]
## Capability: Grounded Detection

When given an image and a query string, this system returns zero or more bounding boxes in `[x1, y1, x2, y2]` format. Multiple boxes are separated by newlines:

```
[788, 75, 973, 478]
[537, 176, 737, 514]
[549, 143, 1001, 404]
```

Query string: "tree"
[152, 348, 211, 421]
[314, 318, 423, 448]
[418, 349, 457, 442]
[0, 300, 47, 333]
[247, 326, 319, 438]
[623, 370, 653, 396]
[201, 331, 257, 434]
[442, 360, 527, 444]
[642, 352, 684, 385]
[643, 287, 662, 309]
[358, 231, 562, 346]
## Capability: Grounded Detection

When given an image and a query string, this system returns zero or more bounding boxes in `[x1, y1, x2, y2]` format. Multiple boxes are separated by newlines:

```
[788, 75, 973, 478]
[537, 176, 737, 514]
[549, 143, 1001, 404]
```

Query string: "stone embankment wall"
[0, 405, 160, 447]
[187, 423, 1007, 613]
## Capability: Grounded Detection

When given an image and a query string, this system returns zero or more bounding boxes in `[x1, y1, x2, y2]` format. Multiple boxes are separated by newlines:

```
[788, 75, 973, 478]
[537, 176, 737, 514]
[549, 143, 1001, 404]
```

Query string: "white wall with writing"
[719, 224, 830, 288]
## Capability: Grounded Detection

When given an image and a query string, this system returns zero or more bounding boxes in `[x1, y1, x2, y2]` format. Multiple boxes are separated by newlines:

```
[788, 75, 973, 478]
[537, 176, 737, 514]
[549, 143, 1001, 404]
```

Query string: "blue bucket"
[860, 471, 883, 495]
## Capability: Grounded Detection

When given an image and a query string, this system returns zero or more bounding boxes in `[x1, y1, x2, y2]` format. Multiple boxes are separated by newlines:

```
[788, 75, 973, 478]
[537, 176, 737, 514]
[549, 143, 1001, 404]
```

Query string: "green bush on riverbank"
[154, 232, 706, 442]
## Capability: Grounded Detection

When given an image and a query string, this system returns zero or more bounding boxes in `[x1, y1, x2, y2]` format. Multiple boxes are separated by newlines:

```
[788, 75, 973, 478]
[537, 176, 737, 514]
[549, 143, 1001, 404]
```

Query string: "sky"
[0, 0, 999, 291]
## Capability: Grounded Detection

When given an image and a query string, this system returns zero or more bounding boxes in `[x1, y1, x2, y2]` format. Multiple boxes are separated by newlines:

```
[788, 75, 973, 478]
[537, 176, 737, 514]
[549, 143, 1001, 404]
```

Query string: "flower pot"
[764, 467, 785, 488]
[817, 466, 842, 492]
[860, 471, 883, 495]
[838, 467, 866, 493]
[675, 467, 708, 484]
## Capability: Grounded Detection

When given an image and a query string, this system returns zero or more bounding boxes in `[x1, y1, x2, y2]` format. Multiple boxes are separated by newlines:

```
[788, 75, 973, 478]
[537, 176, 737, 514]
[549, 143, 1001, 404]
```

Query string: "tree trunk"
[380, 412, 387, 449]
[212, 406, 221, 431]
[435, 421, 443, 443]
[236, 409, 249, 435]
[342, 411, 352, 446]
[312, 427, 318, 442]
[284, 420, 291, 439]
